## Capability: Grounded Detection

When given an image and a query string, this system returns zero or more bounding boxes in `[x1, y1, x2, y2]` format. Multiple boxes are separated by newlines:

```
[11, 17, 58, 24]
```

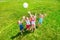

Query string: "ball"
[23, 2, 28, 8]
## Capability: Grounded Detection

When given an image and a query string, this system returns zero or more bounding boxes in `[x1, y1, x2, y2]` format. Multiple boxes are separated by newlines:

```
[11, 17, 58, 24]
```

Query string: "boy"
[18, 20, 24, 34]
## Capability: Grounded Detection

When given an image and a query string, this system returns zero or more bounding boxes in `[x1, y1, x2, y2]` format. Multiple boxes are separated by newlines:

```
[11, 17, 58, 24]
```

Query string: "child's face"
[18, 20, 21, 23]
[41, 15, 44, 18]
[26, 17, 29, 20]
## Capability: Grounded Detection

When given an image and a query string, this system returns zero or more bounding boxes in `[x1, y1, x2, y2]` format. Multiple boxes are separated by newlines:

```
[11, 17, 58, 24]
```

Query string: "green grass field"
[0, 0, 60, 40]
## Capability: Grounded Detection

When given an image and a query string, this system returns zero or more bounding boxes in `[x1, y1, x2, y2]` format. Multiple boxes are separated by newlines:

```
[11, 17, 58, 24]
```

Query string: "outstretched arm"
[21, 16, 25, 23]
[21, 19, 24, 23]
[34, 13, 37, 21]
[35, 13, 36, 17]
[28, 11, 32, 17]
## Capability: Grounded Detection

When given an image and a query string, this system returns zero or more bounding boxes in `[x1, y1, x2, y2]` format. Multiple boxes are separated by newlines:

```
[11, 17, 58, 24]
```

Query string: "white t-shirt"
[26, 20, 30, 25]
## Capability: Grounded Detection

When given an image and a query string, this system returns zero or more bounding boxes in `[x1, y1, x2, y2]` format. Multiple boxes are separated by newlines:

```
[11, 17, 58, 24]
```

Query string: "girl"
[38, 13, 47, 26]
[25, 17, 31, 30]
[28, 12, 36, 32]
[39, 14, 44, 24]
[31, 15, 36, 32]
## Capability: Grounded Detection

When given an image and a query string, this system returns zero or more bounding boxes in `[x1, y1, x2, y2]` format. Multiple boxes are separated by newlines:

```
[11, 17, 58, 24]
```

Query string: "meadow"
[0, 0, 60, 40]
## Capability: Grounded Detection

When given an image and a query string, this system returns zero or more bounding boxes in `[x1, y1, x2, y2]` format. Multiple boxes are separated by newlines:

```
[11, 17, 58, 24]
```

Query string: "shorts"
[19, 24, 24, 30]
[26, 25, 30, 30]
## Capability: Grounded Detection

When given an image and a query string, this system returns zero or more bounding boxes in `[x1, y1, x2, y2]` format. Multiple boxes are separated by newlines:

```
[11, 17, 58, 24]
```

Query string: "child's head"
[32, 15, 34, 18]
[41, 14, 44, 17]
[39, 14, 44, 18]
[18, 20, 21, 24]
[26, 17, 29, 20]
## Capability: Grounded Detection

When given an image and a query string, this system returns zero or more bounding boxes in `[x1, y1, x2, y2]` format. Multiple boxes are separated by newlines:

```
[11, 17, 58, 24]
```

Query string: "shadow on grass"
[11, 29, 32, 40]
[11, 26, 38, 40]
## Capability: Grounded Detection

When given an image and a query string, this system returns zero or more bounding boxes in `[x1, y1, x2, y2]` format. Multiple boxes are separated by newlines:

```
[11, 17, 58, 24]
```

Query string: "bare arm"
[35, 13, 36, 17]
[28, 11, 32, 17]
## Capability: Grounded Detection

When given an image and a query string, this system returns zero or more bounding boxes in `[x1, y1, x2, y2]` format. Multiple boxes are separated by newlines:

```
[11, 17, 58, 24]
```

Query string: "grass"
[0, 0, 60, 40]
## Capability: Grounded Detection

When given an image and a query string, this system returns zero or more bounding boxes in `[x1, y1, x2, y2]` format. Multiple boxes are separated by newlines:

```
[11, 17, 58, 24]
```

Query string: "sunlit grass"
[0, 0, 60, 40]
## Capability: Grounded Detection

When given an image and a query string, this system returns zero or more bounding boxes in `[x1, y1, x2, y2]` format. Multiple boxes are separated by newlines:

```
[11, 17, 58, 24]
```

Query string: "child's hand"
[28, 11, 31, 15]
[40, 13, 42, 15]
[23, 16, 25, 20]
[44, 14, 47, 16]
[28, 11, 31, 14]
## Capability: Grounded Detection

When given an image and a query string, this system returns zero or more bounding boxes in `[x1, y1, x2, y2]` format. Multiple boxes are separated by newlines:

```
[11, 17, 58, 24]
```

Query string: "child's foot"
[31, 29, 34, 32]
[21, 32, 23, 35]
[23, 30, 25, 32]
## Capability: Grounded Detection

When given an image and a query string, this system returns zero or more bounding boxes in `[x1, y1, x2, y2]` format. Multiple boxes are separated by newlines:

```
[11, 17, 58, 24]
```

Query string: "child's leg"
[20, 30, 23, 34]
[20, 26, 24, 34]
[22, 29, 24, 32]
[38, 23, 40, 27]
[33, 24, 36, 31]
[26, 25, 28, 30]
[31, 24, 34, 32]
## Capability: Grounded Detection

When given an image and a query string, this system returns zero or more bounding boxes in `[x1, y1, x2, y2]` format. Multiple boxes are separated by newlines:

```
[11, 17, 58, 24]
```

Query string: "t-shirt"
[26, 20, 30, 25]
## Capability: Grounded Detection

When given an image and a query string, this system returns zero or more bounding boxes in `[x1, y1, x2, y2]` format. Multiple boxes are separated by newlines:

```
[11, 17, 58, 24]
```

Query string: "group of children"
[18, 11, 46, 34]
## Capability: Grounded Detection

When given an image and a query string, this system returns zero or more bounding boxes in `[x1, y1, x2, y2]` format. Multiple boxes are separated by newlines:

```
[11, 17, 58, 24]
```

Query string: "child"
[18, 20, 24, 34]
[39, 14, 44, 24]
[38, 13, 47, 25]
[28, 12, 36, 32]
[31, 14, 36, 31]
[25, 17, 31, 31]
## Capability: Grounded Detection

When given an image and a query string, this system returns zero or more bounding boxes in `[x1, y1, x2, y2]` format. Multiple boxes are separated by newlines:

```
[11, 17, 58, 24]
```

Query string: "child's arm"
[34, 13, 37, 21]
[44, 14, 47, 17]
[35, 13, 36, 17]
[21, 16, 25, 23]
[28, 11, 32, 17]
[21, 20, 23, 23]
